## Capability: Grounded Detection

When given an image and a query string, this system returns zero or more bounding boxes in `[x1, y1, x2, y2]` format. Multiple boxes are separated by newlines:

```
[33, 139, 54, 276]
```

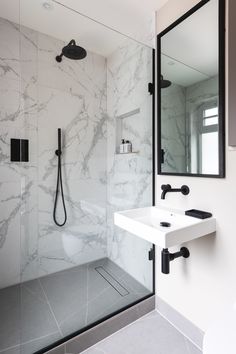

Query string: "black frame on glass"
[157, 0, 225, 178]
[35, 49, 156, 354]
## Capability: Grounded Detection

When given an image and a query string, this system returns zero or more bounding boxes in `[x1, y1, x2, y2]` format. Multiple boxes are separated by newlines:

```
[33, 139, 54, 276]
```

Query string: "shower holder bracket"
[55, 149, 62, 156]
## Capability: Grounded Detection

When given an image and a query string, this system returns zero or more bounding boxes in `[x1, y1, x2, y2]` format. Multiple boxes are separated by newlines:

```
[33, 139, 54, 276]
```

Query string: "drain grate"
[95, 266, 130, 297]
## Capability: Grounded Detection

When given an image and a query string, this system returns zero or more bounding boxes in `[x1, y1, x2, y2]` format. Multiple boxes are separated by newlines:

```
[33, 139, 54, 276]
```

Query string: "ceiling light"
[41, 0, 54, 11]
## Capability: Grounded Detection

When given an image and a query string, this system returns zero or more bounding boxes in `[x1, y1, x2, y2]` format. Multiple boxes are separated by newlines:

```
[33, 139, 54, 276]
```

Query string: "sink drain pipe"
[161, 247, 190, 274]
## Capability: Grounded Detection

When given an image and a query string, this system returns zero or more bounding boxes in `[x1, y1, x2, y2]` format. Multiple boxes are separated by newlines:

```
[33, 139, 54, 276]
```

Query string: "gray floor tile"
[21, 280, 60, 343]
[185, 339, 202, 354]
[81, 348, 105, 354]
[59, 304, 87, 337]
[87, 284, 122, 324]
[119, 272, 151, 295]
[21, 332, 62, 354]
[99, 259, 126, 279]
[95, 293, 141, 321]
[0, 346, 20, 354]
[90, 311, 202, 354]
[0, 332, 62, 354]
[40, 266, 87, 325]
[0, 258, 151, 353]
[0, 285, 21, 350]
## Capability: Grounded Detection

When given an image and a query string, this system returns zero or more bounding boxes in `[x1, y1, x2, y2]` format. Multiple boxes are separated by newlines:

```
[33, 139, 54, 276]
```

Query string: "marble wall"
[106, 40, 153, 291]
[0, 18, 107, 288]
[0, 19, 36, 288]
[36, 31, 107, 279]
[161, 83, 187, 173]
[0, 18, 153, 291]
[161, 76, 218, 174]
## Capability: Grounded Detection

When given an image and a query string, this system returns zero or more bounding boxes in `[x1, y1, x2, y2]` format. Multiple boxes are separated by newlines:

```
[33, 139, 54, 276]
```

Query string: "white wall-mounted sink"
[114, 206, 216, 248]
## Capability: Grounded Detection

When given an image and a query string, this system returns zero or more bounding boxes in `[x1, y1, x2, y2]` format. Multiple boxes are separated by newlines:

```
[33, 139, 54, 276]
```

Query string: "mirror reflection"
[159, 0, 223, 176]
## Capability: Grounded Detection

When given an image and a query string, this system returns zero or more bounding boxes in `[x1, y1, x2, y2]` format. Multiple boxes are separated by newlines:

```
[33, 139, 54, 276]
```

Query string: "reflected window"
[199, 102, 219, 174]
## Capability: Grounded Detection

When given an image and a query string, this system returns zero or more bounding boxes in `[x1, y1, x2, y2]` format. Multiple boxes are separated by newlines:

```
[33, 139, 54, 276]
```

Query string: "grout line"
[156, 310, 202, 351]
[0, 331, 59, 353]
[38, 278, 64, 337]
[22, 282, 47, 303]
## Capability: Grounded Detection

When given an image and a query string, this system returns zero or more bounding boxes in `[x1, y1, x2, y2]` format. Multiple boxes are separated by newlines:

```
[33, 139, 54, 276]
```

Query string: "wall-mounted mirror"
[157, 0, 225, 177]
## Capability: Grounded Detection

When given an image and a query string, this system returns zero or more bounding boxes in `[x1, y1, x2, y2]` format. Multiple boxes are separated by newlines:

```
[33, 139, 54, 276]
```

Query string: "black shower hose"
[53, 148, 67, 227]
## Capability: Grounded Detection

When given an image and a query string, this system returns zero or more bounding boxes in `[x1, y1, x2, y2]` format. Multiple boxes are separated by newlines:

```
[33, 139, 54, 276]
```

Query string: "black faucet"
[161, 184, 190, 200]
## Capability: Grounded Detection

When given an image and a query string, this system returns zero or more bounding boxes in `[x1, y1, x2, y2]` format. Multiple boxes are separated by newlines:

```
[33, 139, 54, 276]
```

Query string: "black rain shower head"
[160, 75, 172, 89]
[56, 39, 87, 62]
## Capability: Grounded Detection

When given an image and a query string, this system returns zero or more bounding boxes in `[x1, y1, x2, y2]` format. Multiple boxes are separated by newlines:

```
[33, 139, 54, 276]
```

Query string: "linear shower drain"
[95, 266, 129, 297]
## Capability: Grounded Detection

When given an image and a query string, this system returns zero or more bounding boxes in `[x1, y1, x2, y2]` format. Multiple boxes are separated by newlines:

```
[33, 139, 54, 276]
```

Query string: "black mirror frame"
[157, 0, 225, 178]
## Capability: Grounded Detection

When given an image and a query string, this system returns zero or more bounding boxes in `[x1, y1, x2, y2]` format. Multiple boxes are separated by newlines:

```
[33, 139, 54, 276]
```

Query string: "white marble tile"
[37, 177, 107, 276]
[161, 83, 187, 173]
[0, 78, 21, 126]
[20, 166, 39, 282]
[37, 86, 107, 181]
[0, 181, 21, 288]
[161, 75, 219, 174]
[106, 40, 153, 290]
[38, 32, 107, 97]
[0, 18, 20, 81]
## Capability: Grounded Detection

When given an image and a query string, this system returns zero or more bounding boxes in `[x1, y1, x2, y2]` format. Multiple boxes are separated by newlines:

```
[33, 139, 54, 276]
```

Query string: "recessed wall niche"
[115, 108, 140, 155]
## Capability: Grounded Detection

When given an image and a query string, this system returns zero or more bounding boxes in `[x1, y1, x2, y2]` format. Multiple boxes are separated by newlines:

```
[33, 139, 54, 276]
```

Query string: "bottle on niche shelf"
[120, 139, 125, 153]
[123, 140, 132, 153]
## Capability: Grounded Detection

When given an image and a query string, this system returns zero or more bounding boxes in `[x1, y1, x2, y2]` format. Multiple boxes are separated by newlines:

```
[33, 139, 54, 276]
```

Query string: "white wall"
[155, 0, 236, 332]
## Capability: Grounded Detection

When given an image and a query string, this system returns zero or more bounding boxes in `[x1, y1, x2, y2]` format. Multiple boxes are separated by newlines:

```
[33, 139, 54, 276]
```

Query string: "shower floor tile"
[0, 258, 151, 354]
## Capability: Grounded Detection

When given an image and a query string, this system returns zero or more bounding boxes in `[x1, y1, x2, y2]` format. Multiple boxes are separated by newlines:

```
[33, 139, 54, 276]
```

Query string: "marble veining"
[0, 12, 154, 354]
[106, 39, 153, 290]
[0, 17, 108, 287]
[0, 17, 153, 296]
[161, 76, 218, 174]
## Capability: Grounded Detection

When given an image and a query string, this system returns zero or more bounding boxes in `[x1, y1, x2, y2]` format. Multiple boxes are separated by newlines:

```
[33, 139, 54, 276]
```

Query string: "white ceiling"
[0, 0, 168, 57]
[55, 0, 168, 43]
[162, 55, 209, 88]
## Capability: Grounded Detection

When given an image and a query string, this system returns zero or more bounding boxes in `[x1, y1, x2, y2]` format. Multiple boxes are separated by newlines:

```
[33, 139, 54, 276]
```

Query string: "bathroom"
[0, 0, 234, 353]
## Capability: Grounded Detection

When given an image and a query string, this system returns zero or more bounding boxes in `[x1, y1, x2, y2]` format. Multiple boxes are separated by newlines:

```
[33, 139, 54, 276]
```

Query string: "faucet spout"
[161, 184, 190, 200]
[161, 184, 171, 199]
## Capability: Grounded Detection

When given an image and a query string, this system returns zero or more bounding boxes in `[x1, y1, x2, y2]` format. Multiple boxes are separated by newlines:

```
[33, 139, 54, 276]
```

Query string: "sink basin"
[114, 206, 216, 248]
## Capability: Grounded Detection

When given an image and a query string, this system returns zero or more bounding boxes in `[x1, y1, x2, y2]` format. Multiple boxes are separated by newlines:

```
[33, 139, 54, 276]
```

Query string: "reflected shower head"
[56, 39, 87, 62]
[160, 75, 172, 89]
